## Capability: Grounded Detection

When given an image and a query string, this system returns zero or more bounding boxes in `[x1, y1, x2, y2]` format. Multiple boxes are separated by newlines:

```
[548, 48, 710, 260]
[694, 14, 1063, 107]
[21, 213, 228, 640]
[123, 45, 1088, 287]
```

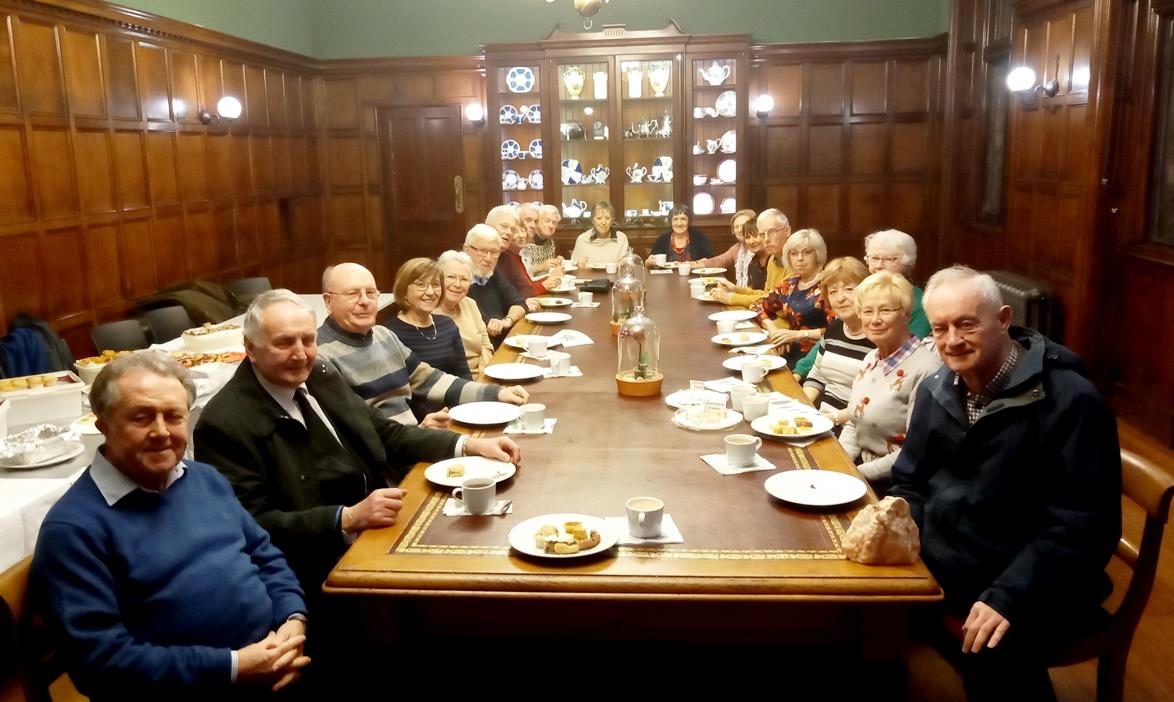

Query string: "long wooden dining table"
[324, 270, 941, 658]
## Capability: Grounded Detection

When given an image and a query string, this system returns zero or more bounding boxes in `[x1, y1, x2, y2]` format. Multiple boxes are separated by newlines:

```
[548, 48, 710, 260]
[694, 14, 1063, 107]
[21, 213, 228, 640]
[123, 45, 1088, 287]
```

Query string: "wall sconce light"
[198, 95, 243, 125]
[753, 94, 774, 119]
[464, 103, 485, 126]
[1006, 65, 1059, 97]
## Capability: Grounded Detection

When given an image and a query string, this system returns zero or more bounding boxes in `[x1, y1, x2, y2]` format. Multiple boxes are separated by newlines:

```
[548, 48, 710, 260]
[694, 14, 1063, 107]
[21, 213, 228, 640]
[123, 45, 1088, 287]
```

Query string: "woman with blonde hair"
[386, 257, 475, 379]
[434, 250, 493, 374]
[750, 228, 831, 366]
[838, 271, 941, 487]
[801, 257, 873, 429]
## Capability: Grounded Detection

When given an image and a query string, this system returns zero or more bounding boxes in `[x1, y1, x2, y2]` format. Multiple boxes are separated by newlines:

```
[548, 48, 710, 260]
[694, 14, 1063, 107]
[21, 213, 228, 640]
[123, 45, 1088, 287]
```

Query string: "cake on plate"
[182, 323, 243, 352]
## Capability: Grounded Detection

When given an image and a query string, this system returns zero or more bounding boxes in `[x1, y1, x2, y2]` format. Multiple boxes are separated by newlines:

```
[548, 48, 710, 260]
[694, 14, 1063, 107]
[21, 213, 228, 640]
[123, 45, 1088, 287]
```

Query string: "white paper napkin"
[570, 302, 601, 308]
[702, 377, 753, 393]
[731, 344, 775, 355]
[733, 321, 758, 330]
[504, 418, 558, 434]
[605, 514, 685, 544]
[541, 366, 583, 378]
[550, 329, 594, 347]
[442, 498, 514, 517]
[701, 453, 777, 475]
[649, 269, 674, 275]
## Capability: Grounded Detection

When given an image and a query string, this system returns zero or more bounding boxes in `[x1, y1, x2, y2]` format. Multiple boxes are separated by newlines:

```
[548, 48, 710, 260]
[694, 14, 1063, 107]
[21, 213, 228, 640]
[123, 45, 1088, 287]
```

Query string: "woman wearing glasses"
[863, 229, 930, 337]
[387, 258, 478, 379]
[434, 250, 494, 375]
[750, 228, 832, 366]
[837, 271, 940, 488]
[687, 209, 756, 285]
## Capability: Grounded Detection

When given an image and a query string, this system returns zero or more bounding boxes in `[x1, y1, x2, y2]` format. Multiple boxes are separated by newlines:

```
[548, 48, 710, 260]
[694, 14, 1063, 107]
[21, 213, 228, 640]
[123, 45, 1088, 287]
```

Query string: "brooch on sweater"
[889, 369, 906, 392]
[853, 396, 869, 418]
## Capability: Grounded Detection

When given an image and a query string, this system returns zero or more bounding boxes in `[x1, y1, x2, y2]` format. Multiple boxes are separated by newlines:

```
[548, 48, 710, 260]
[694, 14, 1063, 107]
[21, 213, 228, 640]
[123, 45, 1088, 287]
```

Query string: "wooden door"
[379, 105, 466, 269]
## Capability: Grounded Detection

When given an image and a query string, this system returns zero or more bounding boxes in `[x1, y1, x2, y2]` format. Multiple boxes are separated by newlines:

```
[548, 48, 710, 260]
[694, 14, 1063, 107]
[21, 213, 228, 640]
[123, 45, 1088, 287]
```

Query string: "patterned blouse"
[750, 275, 833, 364]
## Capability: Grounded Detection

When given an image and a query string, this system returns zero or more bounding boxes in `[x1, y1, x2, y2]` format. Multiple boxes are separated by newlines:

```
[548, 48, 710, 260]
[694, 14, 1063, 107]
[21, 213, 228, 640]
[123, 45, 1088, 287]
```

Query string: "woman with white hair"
[434, 249, 493, 374]
[838, 271, 940, 487]
[750, 228, 832, 366]
[863, 228, 930, 337]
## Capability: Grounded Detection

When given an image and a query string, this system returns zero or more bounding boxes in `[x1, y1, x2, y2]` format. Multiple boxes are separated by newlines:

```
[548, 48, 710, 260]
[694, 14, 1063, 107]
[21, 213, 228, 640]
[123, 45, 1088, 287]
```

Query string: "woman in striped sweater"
[801, 257, 873, 432]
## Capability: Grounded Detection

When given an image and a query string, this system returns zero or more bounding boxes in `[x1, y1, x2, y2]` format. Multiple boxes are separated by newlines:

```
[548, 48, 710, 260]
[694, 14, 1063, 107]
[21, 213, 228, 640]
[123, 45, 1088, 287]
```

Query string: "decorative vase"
[648, 62, 671, 97]
[564, 65, 585, 99]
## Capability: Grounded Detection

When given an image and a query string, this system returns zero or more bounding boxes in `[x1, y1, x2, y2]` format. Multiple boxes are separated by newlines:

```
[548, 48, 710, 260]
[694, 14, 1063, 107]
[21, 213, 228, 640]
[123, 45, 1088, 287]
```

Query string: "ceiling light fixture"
[546, 0, 611, 30]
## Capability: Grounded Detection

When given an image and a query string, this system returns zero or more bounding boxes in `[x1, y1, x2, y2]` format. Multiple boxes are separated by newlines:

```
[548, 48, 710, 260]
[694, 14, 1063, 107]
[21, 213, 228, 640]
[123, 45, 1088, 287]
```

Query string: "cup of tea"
[452, 477, 496, 515]
[520, 403, 546, 431]
[724, 433, 763, 468]
[715, 319, 736, 334]
[729, 385, 755, 412]
[678, 263, 692, 276]
[742, 394, 770, 421]
[527, 337, 548, 359]
[741, 359, 767, 384]
[577, 291, 592, 304]
[606, 262, 618, 274]
[626, 496, 665, 539]
[549, 352, 571, 376]
[652, 253, 667, 266]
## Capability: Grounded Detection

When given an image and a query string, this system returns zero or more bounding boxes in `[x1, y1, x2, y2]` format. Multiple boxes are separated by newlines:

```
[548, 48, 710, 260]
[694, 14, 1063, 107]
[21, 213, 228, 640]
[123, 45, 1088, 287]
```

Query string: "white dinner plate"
[0, 440, 85, 470]
[711, 331, 769, 347]
[538, 297, 573, 307]
[504, 335, 563, 351]
[708, 310, 758, 322]
[691, 267, 726, 276]
[751, 412, 834, 439]
[449, 402, 522, 426]
[722, 355, 788, 373]
[482, 363, 545, 381]
[671, 408, 743, 431]
[424, 456, 517, 488]
[714, 90, 737, 117]
[508, 513, 618, 559]
[764, 470, 867, 508]
[693, 192, 715, 216]
[717, 158, 737, 183]
[588, 262, 610, 270]
[720, 129, 737, 154]
[665, 389, 727, 409]
[526, 312, 573, 324]
[692, 291, 719, 302]
[69, 413, 101, 435]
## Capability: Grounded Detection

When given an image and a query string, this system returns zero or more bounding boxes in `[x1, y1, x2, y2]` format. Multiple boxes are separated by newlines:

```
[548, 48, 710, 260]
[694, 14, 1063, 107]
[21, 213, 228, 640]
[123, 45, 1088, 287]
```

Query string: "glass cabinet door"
[553, 59, 611, 229]
[619, 57, 677, 227]
[688, 56, 740, 220]
[494, 63, 545, 206]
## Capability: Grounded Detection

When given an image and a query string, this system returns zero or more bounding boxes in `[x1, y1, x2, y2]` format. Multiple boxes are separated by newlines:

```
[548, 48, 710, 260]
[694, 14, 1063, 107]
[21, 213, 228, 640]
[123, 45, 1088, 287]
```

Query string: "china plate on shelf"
[501, 139, 521, 160]
[528, 170, 544, 189]
[717, 159, 737, 183]
[424, 457, 517, 489]
[508, 513, 618, 559]
[714, 90, 737, 117]
[525, 103, 542, 124]
[561, 159, 583, 185]
[708, 310, 758, 322]
[526, 312, 573, 324]
[722, 355, 787, 373]
[691, 267, 726, 276]
[482, 362, 546, 382]
[506, 66, 536, 93]
[711, 331, 769, 347]
[720, 197, 737, 214]
[764, 470, 867, 508]
[720, 129, 737, 153]
[529, 138, 543, 159]
[693, 192, 715, 216]
[751, 412, 835, 440]
[504, 335, 563, 352]
[449, 401, 522, 426]
[499, 104, 520, 124]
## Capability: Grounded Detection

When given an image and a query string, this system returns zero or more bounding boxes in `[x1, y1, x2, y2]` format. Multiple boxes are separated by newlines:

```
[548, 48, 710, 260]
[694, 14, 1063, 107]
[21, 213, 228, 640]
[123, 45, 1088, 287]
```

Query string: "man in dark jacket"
[890, 265, 1120, 700]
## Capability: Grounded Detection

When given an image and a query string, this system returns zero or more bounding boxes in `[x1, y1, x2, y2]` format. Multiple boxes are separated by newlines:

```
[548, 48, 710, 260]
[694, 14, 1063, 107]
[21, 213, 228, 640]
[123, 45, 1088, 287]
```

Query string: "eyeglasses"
[865, 254, 902, 266]
[443, 274, 471, 285]
[327, 288, 380, 304]
[410, 281, 442, 292]
[765, 226, 788, 237]
[466, 244, 502, 258]
[859, 306, 903, 320]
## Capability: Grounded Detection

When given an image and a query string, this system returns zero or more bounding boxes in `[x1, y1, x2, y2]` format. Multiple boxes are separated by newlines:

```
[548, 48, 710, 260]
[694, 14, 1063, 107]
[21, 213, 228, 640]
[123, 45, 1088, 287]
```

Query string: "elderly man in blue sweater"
[32, 353, 310, 700]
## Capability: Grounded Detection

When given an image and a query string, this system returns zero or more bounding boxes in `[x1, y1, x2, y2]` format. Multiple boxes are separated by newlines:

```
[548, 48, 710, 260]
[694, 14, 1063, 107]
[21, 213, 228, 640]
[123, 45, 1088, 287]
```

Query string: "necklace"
[400, 312, 437, 341]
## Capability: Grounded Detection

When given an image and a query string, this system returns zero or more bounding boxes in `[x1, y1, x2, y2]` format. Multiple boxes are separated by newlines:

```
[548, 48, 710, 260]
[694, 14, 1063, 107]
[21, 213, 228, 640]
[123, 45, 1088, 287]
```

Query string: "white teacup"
[741, 359, 767, 385]
[729, 385, 755, 412]
[452, 477, 496, 515]
[724, 433, 763, 468]
[549, 352, 571, 376]
[577, 291, 592, 304]
[626, 496, 664, 539]
[678, 263, 692, 276]
[652, 253, 667, 266]
[693, 174, 707, 186]
[715, 319, 736, 334]
[606, 262, 618, 274]
[520, 403, 546, 431]
[742, 395, 771, 421]
[527, 337, 548, 359]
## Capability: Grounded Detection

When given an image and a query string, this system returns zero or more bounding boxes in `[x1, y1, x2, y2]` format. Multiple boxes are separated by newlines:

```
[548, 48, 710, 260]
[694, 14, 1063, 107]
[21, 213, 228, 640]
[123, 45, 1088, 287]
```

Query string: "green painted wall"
[114, 0, 949, 59]
[116, 0, 317, 56]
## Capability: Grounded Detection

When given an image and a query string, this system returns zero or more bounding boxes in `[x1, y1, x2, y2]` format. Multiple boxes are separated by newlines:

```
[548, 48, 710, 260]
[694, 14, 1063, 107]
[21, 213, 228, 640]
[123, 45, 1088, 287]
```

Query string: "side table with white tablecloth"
[0, 468, 86, 571]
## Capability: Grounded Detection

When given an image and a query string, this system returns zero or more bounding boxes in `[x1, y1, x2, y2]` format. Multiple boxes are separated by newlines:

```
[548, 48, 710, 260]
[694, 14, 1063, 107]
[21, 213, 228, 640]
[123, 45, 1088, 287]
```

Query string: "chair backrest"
[0, 557, 52, 702]
[140, 306, 194, 344]
[225, 277, 273, 308]
[89, 319, 149, 353]
[1109, 448, 1174, 639]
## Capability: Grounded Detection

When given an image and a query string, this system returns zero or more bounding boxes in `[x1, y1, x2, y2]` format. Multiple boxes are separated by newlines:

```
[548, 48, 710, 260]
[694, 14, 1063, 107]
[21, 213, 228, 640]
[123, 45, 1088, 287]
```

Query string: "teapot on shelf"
[589, 164, 610, 183]
[698, 61, 731, 86]
[625, 163, 648, 183]
[562, 198, 587, 218]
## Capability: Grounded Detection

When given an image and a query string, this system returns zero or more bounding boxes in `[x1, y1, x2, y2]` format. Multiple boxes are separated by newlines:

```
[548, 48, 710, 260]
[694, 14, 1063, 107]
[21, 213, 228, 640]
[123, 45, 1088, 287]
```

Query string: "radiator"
[988, 270, 1056, 338]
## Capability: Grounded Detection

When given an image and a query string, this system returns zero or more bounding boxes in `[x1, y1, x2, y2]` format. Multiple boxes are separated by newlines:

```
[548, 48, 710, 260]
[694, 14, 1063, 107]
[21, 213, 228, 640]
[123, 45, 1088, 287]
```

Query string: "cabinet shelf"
[620, 95, 674, 102]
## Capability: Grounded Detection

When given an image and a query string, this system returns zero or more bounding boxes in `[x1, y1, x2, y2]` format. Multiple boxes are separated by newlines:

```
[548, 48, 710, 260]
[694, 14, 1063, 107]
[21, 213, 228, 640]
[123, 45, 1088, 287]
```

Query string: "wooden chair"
[88, 319, 149, 353]
[225, 277, 272, 309]
[0, 557, 84, 702]
[1045, 448, 1174, 701]
[140, 306, 194, 344]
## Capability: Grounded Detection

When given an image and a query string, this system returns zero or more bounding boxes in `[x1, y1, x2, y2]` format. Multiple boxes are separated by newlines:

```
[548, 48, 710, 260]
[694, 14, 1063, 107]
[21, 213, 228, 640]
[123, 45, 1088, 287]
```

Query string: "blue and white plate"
[528, 170, 544, 189]
[529, 139, 543, 159]
[525, 104, 542, 124]
[499, 104, 520, 124]
[501, 139, 521, 160]
[506, 66, 535, 93]
[560, 158, 583, 185]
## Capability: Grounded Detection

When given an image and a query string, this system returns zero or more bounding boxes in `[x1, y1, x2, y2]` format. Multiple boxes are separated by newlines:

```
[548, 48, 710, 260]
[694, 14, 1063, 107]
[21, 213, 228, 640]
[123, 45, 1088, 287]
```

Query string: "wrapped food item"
[0, 424, 71, 466]
[842, 496, 920, 565]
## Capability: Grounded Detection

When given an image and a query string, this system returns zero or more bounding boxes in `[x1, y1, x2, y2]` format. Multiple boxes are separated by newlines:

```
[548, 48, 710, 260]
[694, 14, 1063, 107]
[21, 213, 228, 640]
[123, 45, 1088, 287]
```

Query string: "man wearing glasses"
[315, 262, 527, 429]
[889, 266, 1120, 700]
[463, 222, 532, 345]
[522, 204, 564, 275]
[487, 205, 565, 298]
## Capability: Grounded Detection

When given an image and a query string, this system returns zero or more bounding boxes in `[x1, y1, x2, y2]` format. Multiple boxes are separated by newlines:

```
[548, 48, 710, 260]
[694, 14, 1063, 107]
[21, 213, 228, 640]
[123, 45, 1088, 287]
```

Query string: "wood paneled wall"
[748, 38, 947, 281]
[317, 58, 486, 287]
[0, 0, 325, 357]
